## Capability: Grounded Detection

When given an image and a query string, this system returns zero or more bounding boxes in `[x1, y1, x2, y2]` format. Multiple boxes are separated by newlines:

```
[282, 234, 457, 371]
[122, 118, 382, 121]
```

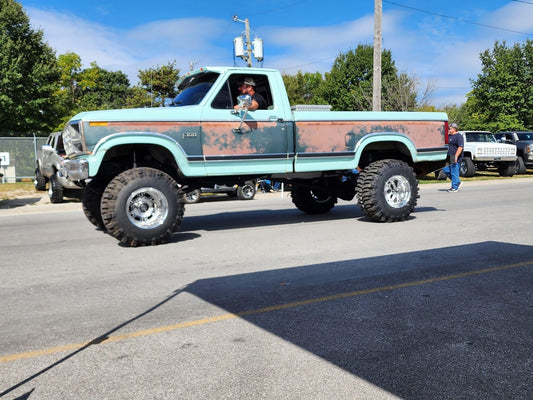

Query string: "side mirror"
[232, 95, 253, 134]
[237, 94, 252, 108]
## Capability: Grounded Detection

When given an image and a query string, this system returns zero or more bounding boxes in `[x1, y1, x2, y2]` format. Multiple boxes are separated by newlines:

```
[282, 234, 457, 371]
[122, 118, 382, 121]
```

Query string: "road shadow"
[182, 241, 532, 399]
[4, 241, 530, 399]
[0, 197, 42, 209]
[176, 203, 391, 236]
[172, 203, 440, 241]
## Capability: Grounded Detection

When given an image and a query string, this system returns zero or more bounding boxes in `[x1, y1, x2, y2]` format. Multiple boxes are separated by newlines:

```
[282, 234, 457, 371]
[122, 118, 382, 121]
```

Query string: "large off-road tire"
[497, 161, 515, 177]
[356, 159, 418, 222]
[183, 189, 201, 204]
[237, 182, 256, 200]
[460, 157, 475, 177]
[291, 184, 337, 214]
[48, 173, 63, 203]
[100, 168, 184, 247]
[34, 167, 47, 191]
[515, 157, 526, 174]
[82, 179, 107, 230]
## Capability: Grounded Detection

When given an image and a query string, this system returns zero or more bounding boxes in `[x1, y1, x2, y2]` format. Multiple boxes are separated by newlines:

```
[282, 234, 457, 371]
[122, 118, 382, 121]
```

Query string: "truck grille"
[477, 147, 515, 156]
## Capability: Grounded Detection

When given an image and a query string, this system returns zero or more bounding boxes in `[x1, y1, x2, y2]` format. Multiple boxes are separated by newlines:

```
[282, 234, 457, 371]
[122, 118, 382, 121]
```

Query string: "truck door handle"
[269, 116, 283, 122]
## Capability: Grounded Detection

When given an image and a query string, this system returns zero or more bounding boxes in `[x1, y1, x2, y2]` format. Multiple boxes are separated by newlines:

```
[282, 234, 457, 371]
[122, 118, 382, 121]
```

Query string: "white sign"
[0, 152, 10, 166]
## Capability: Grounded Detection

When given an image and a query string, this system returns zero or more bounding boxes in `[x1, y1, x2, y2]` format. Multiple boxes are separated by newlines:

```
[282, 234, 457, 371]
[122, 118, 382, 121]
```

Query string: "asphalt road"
[1, 179, 532, 399]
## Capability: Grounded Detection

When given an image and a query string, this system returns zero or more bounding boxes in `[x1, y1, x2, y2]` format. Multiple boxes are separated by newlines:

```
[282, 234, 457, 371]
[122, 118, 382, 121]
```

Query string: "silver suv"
[35, 132, 81, 203]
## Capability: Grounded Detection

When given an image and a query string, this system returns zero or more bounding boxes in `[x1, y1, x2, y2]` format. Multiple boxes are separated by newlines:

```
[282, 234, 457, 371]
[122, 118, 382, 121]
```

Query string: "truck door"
[200, 73, 291, 176]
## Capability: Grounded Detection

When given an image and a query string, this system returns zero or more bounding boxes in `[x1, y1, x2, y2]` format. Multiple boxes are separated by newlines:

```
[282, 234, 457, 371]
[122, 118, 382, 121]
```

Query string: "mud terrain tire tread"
[101, 168, 184, 247]
[82, 179, 108, 230]
[356, 159, 418, 222]
[34, 167, 47, 191]
[48, 173, 63, 203]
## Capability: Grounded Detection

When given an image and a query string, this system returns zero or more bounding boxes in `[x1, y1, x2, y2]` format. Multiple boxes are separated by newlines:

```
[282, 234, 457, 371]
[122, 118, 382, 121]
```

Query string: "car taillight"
[444, 121, 449, 144]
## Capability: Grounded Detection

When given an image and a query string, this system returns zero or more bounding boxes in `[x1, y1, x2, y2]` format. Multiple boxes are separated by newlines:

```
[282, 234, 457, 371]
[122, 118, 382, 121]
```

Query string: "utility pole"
[233, 16, 263, 68]
[373, 0, 382, 111]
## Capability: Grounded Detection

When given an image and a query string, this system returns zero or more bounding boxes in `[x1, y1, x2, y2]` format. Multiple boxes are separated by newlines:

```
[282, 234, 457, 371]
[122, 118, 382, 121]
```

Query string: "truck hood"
[71, 106, 203, 123]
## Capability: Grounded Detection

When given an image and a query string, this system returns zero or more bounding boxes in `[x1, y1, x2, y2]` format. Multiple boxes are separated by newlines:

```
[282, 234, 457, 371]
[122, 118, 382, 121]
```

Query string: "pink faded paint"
[296, 121, 444, 153]
[202, 121, 278, 156]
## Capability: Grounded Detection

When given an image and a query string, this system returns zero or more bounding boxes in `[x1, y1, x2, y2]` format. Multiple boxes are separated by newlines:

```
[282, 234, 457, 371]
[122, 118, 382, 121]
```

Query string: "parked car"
[494, 131, 533, 174]
[458, 131, 516, 177]
[35, 132, 81, 203]
[183, 181, 256, 204]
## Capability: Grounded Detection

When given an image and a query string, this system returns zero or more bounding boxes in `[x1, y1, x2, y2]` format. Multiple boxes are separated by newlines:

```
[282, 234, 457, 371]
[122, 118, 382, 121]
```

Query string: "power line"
[512, 0, 533, 4]
[384, 0, 533, 36]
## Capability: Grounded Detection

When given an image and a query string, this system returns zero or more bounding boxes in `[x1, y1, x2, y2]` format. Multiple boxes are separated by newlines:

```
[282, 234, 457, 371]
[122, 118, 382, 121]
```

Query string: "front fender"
[87, 132, 204, 177]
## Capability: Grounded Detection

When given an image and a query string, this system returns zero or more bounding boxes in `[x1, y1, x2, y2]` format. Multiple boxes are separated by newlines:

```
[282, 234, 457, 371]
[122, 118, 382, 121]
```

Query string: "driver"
[234, 77, 267, 111]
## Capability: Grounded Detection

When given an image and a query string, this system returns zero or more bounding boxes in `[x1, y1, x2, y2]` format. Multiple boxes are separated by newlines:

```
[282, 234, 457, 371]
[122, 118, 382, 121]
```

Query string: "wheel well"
[96, 144, 180, 181]
[358, 141, 412, 169]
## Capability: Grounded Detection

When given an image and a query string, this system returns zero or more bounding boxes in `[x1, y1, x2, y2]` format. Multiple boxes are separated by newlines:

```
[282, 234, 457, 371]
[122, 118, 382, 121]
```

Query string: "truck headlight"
[60, 159, 89, 181]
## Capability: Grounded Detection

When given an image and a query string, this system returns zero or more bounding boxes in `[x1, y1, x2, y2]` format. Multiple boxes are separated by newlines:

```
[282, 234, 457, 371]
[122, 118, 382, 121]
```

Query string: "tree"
[76, 62, 131, 111]
[321, 44, 417, 111]
[136, 62, 181, 107]
[282, 71, 327, 105]
[466, 40, 533, 132]
[0, 0, 60, 135]
[51, 54, 132, 129]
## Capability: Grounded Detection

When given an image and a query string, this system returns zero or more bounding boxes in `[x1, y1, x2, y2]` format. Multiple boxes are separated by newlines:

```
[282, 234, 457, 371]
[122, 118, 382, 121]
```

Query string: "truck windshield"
[465, 132, 496, 143]
[172, 71, 220, 107]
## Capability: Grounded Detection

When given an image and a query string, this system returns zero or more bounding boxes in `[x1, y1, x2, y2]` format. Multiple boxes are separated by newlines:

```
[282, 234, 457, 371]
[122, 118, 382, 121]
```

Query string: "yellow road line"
[2, 260, 531, 364]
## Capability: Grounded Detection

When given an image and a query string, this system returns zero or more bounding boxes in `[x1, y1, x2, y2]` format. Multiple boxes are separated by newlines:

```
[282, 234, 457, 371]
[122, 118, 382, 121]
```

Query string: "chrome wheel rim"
[126, 187, 169, 229]
[185, 190, 199, 202]
[383, 175, 411, 208]
[241, 185, 254, 199]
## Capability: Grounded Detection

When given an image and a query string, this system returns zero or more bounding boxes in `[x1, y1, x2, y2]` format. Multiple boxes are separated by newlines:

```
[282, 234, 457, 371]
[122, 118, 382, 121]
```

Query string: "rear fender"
[355, 132, 417, 165]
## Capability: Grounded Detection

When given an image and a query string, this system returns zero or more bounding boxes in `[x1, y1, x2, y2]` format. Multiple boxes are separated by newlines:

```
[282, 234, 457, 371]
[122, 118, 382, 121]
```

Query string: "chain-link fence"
[0, 136, 48, 182]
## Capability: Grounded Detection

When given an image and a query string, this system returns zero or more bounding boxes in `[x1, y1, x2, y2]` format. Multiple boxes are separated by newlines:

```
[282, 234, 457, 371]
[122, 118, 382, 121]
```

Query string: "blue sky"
[19, 0, 533, 107]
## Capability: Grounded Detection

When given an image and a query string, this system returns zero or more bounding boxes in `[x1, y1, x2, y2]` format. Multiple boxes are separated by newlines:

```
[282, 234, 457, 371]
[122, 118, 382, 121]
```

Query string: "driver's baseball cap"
[450, 122, 458, 129]
[241, 77, 256, 87]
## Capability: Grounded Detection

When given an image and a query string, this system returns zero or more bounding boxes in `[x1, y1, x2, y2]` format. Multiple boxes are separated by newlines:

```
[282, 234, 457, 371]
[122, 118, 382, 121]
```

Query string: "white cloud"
[485, 2, 533, 35]
[25, 7, 234, 83]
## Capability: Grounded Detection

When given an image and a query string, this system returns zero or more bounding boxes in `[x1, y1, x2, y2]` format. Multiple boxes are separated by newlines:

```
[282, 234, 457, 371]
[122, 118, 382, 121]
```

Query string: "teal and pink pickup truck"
[61, 66, 449, 246]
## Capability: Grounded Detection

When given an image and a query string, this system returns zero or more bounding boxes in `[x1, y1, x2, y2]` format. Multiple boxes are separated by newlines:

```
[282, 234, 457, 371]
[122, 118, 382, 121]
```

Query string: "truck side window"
[212, 74, 274, 110]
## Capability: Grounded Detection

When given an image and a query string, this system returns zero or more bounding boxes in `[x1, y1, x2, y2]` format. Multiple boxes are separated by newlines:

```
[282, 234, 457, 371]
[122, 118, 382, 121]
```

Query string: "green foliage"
[76, 63, 132, 111]
[282, 71, 327, 105]
[466, 40, 533, 132]
[50, 55, 132, 130]
[135, 62, 181, 107]
[320, 45, 417, 111]
[0, 0, 60, 135]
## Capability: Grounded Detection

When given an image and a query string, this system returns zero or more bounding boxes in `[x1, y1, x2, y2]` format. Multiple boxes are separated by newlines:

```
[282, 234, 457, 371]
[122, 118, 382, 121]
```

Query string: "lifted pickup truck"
[60, 66, 448, 246]
[34, 131, 81, 203]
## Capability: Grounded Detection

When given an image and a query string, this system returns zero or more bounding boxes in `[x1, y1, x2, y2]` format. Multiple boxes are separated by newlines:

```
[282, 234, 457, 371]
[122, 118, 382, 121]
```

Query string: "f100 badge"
[183, 132, 198, 138]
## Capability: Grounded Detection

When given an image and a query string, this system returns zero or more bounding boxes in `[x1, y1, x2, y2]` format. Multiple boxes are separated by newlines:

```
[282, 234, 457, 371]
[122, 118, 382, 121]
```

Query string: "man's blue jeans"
[442, 162, 461, 189]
